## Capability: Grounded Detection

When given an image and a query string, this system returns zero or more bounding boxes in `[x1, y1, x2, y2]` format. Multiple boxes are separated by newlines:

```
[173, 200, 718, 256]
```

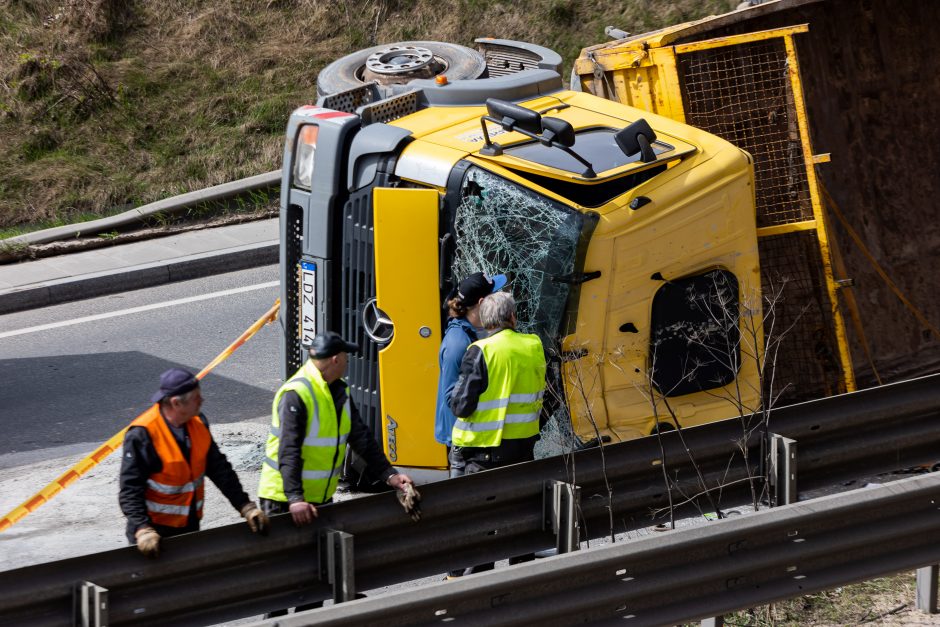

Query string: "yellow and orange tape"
[0, 299, 280, 533]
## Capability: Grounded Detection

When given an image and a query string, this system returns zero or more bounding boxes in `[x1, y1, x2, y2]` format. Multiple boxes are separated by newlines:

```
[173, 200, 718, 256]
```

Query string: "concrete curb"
[0, 240, 278, 315]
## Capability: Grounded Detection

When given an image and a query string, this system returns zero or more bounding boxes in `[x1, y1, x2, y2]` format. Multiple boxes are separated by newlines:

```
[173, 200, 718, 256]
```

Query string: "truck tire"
[316, 41, 487, 98]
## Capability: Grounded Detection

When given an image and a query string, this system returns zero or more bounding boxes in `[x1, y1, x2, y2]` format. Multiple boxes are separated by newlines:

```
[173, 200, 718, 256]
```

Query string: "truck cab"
[279, 39, 761, 477]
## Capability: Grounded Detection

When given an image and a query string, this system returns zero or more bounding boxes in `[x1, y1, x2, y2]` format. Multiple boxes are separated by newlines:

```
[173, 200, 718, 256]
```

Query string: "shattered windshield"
[450, 166, 597, 351]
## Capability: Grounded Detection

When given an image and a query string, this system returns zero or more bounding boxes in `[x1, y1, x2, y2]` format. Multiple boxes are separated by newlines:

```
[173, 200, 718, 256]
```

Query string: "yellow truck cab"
[279, 39, 761, 480]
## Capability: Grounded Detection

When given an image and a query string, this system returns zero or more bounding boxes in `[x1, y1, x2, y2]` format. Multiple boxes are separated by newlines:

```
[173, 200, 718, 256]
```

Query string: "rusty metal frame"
[671, 25, 856, 393]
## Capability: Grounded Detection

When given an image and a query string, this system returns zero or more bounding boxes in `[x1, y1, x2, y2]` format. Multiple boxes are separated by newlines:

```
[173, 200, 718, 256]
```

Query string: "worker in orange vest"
[119, 368, 268, 557]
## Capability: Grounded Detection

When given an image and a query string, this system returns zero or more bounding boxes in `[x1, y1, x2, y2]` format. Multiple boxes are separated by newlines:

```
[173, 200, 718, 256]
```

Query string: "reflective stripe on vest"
[146, 475, 204, 495]
[129, 404, 210, 528]
[451, 329, 547, 448]
[258, 360, 351, 504]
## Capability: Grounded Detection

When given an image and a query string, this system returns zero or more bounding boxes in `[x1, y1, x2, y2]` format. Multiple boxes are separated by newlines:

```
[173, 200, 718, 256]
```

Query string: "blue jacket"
[435, 317, 479, 445]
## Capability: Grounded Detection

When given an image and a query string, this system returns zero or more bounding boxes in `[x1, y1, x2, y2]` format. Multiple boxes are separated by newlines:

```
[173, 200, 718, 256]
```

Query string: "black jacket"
[119, 412, 249, 542]
[275, 378, 395, 504]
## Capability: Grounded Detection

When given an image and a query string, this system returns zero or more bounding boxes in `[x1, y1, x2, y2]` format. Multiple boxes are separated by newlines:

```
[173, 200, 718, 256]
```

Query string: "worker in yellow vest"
[449, 291, 547, 473]
[258, 331, 419, 526]
[448, 291, 547, 575]
[119, 368, 268, 557]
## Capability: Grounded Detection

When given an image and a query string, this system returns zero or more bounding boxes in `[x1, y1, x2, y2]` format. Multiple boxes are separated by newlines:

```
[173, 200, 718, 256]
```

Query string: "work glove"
[396, 483, 422, 522]
[240, 501, 269, 534]
[135, 526, 161, 558]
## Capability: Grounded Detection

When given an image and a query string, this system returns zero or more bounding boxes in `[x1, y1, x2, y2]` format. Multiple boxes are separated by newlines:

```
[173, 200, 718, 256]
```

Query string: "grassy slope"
[0, 0, 737, 234]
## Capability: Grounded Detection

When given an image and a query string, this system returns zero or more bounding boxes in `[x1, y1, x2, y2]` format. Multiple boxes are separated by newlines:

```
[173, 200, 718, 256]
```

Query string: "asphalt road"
[0, 265, 281, 455]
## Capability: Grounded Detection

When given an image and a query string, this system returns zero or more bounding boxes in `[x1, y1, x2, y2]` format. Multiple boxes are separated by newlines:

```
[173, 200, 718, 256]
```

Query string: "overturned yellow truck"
[277, 0, 940, 481]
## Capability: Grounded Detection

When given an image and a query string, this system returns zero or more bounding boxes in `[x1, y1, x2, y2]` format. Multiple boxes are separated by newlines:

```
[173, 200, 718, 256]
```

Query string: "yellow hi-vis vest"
[451, 328, 546, 448]
[258, 360, 351, 504]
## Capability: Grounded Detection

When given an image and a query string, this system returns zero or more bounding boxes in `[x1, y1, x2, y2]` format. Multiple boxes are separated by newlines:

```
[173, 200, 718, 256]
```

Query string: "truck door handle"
[438, 233, 452, 290]
[619, 323, 638, 333]
[552, 270, 601, 285]
[630, 196, 651, 210]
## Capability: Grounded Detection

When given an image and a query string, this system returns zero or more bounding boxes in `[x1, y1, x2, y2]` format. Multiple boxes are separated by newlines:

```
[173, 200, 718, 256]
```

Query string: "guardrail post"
[319, 530, 355, 604]
[73, 581, 108, 627]
[917, 565, 939, 613]
[543, 480, 581, 554]
[701, 616, 723, 627]
[769, 434, 797, 506]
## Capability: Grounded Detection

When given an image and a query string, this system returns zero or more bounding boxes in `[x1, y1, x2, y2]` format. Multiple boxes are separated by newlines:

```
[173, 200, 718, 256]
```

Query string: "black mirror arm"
[479, 116, 503, 156]
[637, 133, 657, 163]
[480, 114, 544, 156]
[479, 113, 596, 177]
[557, 145, 596, 178]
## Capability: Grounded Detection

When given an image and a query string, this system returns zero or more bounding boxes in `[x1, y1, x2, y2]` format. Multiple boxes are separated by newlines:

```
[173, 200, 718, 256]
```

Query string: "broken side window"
[649, 269, 742, 397]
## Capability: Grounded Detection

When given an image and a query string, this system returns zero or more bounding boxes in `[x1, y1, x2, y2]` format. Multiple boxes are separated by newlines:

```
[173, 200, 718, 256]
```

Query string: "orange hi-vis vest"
[130, 405, 211, 528]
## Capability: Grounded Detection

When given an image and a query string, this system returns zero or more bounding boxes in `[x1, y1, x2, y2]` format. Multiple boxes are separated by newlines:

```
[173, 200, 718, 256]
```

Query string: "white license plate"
[299, 261, 317, 345]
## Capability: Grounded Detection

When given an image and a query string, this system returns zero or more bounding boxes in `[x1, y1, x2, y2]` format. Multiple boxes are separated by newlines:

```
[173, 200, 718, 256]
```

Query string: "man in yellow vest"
[448, 291, 547, 574]
[258, 331, 417, 526]
[449, 291, 547, 474]
[119, 368, 268, 557]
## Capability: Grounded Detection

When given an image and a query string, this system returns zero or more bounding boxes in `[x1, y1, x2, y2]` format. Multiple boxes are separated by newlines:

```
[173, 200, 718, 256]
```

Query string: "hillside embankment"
[0, 0, 738, 236]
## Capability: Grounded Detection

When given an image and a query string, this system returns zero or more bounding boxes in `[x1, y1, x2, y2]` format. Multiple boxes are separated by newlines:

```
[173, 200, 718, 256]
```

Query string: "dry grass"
[0, 0, 737, 233]
[696, 571, 940, 626]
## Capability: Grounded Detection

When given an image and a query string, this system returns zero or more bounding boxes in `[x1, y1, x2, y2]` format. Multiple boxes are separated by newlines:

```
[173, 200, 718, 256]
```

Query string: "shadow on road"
[0, 352, 273, 454]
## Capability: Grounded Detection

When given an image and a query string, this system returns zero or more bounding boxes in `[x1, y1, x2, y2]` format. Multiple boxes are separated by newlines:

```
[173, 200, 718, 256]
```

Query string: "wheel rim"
[365, 45, 435, 75]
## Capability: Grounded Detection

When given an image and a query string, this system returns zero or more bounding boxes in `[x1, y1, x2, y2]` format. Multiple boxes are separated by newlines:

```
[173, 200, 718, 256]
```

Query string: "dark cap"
[455, 272, 507, 307]
[151, 368, 199, 403]
[309, 331, 360, 360]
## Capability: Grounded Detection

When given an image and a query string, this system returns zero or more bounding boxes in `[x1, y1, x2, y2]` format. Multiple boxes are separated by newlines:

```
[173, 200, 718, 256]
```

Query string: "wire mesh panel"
[678, 39, 813, 228]
[677, 36, 845, 403]
[758, 231, 843, 404]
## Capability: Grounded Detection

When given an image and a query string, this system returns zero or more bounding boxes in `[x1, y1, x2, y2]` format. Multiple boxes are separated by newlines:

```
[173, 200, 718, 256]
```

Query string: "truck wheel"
[317, 41, 487, 97]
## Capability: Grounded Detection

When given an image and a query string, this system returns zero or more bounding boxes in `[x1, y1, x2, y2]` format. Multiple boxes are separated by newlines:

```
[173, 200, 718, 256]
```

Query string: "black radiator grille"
[342, 190, 381, 437]
[284, 204, 305, 376]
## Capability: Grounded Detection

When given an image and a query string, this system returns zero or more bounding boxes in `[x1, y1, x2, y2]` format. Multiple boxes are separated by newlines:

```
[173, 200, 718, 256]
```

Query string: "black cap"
[455, 272, 508, 307]
[151, 368, 199, 403]
[309, 331, 360, 359]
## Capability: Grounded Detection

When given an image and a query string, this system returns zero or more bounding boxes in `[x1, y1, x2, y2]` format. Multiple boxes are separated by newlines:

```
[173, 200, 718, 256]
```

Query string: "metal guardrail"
[0, 170, 281, 249]
[1, 373, 938, 625]
[268, 470, 940, 626]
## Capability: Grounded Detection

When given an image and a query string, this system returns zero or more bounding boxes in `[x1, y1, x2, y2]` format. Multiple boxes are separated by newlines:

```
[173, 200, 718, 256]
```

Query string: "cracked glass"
[450, 166, 595, 351]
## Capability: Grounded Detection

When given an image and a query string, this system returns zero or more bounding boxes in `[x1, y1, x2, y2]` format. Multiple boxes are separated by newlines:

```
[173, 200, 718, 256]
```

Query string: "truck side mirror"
[485, 98, 543, 134]
[540, 117, 576, 147]
[615, 119, 657, 163]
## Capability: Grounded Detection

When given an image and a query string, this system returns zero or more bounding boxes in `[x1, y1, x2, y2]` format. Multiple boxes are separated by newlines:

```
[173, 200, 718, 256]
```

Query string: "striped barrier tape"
[0, 299, 280, 532]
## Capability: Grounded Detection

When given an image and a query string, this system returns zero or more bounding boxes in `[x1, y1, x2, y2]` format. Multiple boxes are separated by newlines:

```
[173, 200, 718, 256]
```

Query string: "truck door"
[601, 152, 763, 437]
[372, 187, 447, 468]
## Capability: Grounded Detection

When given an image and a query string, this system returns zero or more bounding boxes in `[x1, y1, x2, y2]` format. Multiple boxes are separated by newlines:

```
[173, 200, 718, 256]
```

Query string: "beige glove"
[135, 526, 161, 557]
[240, 501, 269, 534]
[396, 483, 422, 522]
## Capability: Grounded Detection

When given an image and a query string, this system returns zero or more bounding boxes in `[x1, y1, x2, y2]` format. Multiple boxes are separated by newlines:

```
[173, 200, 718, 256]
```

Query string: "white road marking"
[0, 281, 279, 340]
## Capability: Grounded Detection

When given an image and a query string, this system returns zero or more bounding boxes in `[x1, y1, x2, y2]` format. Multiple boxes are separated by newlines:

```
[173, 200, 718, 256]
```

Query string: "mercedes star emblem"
[362, 297, 394, 343]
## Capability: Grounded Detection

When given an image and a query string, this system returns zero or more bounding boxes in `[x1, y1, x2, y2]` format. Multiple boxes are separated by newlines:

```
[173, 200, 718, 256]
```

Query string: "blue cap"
[151, 368, 199, 403]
